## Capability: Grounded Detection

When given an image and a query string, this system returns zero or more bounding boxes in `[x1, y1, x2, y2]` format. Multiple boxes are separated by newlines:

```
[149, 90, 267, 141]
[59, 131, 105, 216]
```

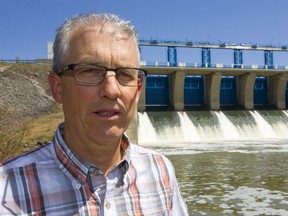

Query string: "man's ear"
[135, 82, 143, 104]
[137, 83, 143, 93]
[48, 72, 63, 103]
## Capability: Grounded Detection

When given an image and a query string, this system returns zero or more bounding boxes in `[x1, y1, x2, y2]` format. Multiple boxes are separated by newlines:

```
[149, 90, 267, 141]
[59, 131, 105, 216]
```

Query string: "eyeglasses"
[59, 63, 147, 86]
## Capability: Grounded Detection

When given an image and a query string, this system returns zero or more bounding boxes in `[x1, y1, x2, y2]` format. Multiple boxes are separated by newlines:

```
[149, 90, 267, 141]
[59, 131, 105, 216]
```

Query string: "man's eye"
[77, 67, 105, 77]
[118, 69, 135, 79]
[81, 68, 98, 73]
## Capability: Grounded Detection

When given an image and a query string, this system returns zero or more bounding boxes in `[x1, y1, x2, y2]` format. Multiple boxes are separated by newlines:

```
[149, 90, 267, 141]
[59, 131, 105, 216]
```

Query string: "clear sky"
[1, 0, 288, 66]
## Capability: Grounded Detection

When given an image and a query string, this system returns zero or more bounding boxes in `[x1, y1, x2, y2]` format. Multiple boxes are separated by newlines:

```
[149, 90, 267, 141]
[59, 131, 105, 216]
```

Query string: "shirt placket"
[89, 167, 107, 215]
[103, 176, 117, 216]
[103, 165, 127, 216]
[88, 165, 126, 216]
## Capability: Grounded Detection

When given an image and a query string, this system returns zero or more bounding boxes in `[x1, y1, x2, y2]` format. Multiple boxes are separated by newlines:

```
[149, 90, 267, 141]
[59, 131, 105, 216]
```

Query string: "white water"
[137, 112, 158, 141]
[138, 110, 288, 152]
[176, 112, 200, 141]
[214, 111, 241, 140]
[249, 111, 277, 138]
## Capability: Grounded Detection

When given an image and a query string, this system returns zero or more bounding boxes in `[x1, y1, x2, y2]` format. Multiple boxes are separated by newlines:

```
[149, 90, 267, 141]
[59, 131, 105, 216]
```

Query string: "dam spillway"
[136, 110, 288, 150]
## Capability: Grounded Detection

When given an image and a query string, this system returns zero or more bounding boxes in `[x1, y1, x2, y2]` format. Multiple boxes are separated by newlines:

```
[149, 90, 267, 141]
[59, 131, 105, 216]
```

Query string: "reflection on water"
[165, 151, 288, 215]
[139, 111, 288, 215]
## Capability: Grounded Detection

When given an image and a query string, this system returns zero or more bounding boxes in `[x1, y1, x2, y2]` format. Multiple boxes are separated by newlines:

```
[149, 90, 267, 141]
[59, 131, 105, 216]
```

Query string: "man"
[0, 13, 188, 215]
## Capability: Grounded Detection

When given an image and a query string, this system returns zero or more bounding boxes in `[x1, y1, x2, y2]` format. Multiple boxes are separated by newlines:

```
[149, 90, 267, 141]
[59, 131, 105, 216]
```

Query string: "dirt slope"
[0, 64, 56, 117]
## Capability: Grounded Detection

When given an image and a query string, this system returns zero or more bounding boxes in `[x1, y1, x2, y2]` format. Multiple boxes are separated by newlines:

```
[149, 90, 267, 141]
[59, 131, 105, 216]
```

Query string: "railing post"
[201, 48, 211, 67]
[167, 46, 177, 67]
[264, 50, 274, 69]
[234, 49, 243, 68]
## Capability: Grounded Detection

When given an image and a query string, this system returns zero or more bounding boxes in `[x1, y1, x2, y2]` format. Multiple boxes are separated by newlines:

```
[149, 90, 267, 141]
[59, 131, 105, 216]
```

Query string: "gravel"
[0, 64, 56, 117]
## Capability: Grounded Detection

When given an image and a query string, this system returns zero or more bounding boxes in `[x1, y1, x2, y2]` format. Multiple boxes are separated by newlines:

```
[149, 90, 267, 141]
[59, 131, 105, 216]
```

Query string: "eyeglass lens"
[74, 65, 145, 86]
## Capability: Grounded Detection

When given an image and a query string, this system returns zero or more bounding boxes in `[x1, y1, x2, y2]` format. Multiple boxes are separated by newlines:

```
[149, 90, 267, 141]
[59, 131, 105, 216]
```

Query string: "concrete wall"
[238, 72, 256, 110]
[171, 71, 185, 111]
[205, 72, 222, 110]
[269, 73, 288, 109]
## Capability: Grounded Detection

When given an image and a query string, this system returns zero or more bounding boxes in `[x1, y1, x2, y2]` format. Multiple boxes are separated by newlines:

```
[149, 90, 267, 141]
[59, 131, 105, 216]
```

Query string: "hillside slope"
[0, 64, 56, 117]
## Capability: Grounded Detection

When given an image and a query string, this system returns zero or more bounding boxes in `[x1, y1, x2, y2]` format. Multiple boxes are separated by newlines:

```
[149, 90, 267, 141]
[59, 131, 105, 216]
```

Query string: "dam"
[137, 38, 288, 111]
[124, 38, 288, 144]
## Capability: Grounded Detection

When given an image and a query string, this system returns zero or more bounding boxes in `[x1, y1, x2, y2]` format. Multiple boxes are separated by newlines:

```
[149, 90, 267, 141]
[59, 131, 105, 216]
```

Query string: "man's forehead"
[71, 24, 132, 42]
[64, 28, 139, 65]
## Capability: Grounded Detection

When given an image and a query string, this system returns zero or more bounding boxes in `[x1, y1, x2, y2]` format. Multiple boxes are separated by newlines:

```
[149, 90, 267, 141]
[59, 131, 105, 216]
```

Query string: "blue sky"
[1, 0, 288, 66]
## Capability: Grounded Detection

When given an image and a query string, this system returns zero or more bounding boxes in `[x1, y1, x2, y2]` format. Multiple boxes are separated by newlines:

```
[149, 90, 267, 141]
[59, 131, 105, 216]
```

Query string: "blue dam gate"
[220, 76, 237, 106]
[254, 77, 268, 106]
[146, 75, 170, 106]
[184, 75, 204, 106]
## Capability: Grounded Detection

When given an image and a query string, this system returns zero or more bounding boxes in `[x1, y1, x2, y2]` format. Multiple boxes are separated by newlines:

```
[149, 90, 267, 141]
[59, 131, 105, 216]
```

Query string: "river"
[138, 110, 288, 215]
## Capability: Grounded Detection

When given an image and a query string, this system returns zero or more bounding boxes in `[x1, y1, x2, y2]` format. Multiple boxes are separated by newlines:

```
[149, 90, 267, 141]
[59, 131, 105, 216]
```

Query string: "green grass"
[0, 62, 11, 66]
[25, 112, 64, 144]
[0, 111, 64, 162]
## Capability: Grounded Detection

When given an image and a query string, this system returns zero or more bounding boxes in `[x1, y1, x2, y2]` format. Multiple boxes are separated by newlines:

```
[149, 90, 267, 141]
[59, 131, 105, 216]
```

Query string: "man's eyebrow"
[75, 61, 105, 66]
[116, 65, 137, 68]
[75, 59, 138, 68]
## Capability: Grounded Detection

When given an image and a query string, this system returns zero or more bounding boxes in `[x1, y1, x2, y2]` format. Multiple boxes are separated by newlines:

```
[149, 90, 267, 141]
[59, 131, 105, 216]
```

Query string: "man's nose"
[99, 72, 121, 99]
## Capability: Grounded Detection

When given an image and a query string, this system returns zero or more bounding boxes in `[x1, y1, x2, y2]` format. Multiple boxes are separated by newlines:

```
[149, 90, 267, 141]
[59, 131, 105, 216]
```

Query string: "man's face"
[50, 26, 142, 145]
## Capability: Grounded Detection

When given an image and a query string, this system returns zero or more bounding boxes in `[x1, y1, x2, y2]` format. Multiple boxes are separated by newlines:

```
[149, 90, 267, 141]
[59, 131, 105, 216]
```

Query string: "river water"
[138, 110, 288, 215]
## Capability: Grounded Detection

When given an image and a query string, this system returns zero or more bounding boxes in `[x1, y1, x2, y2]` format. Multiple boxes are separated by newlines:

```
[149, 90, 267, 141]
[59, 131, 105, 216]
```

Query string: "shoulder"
[129, 144, 175, 173]
[130, 144, 170, 159]
[128, 144, 179, 194]
[0, 143, 53, 170]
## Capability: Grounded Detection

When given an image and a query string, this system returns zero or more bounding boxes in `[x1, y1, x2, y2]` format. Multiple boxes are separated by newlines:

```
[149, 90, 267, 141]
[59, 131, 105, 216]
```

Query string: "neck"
[62, 128, 123, 175]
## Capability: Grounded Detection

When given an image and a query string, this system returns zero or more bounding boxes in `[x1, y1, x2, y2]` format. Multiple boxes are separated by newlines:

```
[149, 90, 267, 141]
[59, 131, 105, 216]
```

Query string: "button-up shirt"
[0, 123, 188, 215]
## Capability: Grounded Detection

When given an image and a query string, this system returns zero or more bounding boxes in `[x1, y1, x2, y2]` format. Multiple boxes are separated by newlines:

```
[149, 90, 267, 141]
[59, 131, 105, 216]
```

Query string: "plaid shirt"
[0, 123, 188, 215]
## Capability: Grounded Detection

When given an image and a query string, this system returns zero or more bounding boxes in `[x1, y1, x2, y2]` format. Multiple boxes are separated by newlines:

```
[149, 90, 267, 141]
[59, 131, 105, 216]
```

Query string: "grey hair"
[52, 13, 139, 73]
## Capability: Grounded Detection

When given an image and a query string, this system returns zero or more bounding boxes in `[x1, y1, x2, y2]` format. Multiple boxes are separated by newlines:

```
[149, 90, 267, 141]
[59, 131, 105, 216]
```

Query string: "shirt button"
[90, 168, 101, 176]
[105, 201, 111, 209]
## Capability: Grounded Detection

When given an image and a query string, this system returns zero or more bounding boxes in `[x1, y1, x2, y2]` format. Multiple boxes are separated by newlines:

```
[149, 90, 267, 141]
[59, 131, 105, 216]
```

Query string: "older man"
[0, 13, 188, 215]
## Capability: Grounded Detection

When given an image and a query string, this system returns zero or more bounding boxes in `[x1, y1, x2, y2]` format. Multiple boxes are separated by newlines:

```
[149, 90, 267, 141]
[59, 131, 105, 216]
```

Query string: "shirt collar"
[52, 123, 131, 189]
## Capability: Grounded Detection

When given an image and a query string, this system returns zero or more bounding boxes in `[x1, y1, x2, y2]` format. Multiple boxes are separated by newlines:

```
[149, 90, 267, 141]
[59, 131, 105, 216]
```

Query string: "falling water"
[175, 112, 200, 141]
[248, 111, 277, 138]
[214, 111, 241, 140]
[137, 112, 158, 141]
[138, 110, 288, 153]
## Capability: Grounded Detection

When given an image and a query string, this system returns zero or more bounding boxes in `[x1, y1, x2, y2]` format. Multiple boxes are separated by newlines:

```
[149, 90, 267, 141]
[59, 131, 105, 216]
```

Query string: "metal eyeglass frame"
[58, 63, 148, 86]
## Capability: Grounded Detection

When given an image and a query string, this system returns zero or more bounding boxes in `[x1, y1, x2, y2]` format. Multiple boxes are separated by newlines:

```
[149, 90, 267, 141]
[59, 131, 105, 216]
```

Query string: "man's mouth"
[93, 109, 121, 119]
[96, 111, 118, 116]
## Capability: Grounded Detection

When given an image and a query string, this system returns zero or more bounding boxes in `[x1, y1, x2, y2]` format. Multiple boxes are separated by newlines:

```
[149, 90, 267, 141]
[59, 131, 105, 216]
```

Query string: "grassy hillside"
[0, 64, 61, 162]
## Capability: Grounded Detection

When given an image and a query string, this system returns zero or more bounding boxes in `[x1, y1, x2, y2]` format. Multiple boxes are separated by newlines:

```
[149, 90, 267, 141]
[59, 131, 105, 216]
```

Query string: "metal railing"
[0, 59, 52, 64]
[140, 61, 288, 70]
[139, 38, 288, 51]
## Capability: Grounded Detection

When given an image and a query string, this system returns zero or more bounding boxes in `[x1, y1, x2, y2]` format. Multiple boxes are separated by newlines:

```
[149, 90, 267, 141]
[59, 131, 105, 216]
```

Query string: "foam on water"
[189, 186, 288, 216]
[138, 110, 288, 152]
